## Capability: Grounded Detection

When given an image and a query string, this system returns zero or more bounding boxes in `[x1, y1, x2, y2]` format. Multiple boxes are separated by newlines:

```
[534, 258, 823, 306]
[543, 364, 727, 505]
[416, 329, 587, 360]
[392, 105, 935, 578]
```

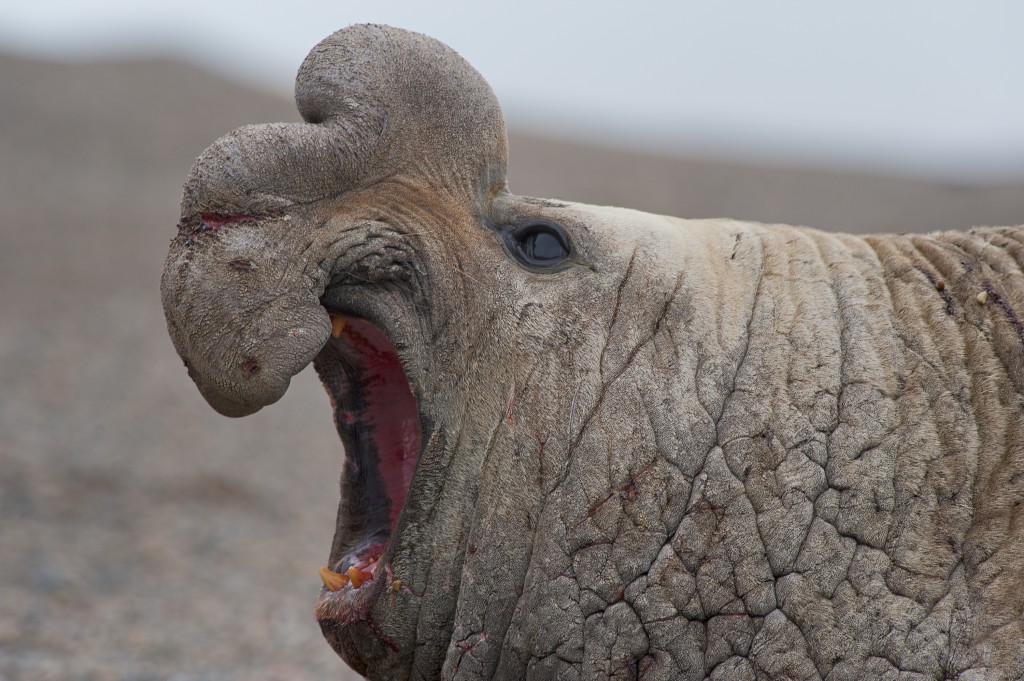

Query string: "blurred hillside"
[1, 53, 1022, 681]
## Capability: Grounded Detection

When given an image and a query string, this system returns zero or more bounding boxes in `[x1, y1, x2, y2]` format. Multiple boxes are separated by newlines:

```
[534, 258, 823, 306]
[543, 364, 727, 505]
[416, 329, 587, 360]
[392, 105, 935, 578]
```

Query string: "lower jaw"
[315, 535, 404, 668]
[315, 537, 388, 624]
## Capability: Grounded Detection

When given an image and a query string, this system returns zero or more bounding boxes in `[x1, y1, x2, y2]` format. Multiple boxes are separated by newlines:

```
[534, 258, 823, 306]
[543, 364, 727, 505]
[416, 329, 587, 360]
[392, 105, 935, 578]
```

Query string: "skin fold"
[161, 24, 1024, 681]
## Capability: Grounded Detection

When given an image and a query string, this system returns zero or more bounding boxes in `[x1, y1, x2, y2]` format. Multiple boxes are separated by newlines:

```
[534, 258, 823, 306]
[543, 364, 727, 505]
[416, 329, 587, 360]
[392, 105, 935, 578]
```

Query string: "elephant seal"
[162, 24, 1024, 680]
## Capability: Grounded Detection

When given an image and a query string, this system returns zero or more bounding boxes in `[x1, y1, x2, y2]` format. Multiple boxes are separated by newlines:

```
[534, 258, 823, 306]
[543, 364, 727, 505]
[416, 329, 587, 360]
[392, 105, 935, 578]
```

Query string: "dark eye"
[507, 222, 572, 269]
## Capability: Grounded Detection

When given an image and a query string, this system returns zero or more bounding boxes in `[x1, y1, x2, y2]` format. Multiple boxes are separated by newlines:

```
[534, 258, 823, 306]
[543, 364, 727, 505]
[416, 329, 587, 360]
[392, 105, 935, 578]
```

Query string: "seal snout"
[162, 23, 518, 675]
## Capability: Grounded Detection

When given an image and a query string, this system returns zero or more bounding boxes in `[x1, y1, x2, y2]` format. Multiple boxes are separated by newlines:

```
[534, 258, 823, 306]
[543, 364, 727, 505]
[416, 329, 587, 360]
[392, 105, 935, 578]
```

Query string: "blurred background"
[1, 2, 1022, 680]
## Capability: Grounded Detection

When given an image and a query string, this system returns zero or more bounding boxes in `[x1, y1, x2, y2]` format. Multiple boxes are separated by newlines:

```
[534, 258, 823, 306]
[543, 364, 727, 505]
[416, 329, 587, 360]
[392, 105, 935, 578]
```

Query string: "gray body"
[162, 25, 1024, 680]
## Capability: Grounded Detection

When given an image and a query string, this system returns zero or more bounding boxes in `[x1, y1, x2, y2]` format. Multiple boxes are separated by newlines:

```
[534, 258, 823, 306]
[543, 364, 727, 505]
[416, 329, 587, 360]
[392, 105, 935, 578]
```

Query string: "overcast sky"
[2, 1, 1022, 181]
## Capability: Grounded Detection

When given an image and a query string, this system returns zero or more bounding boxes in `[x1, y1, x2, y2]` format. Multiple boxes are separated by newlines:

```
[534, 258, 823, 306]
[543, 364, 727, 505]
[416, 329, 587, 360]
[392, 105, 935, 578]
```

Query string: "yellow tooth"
[391, 579, 402, 593]
[978, 290, 989, 304]
[347, 565, 373, 588]
[319, 566, 349, 592]
[330, 315, 347, 338]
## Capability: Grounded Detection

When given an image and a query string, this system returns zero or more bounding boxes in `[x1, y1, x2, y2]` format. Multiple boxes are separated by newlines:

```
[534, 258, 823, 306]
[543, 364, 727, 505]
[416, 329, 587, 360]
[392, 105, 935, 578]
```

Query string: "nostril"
[242, 358, 260, 374]
[229, 259, 253, 271]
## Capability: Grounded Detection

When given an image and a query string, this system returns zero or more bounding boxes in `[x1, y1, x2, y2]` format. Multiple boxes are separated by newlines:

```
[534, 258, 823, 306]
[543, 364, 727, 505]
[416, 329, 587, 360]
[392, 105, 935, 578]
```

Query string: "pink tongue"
[341, 319, 420, 529]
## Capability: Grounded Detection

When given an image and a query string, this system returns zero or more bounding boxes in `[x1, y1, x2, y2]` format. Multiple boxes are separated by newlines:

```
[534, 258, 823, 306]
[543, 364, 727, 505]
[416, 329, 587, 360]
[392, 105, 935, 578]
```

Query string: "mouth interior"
[313, 315, 420, 598]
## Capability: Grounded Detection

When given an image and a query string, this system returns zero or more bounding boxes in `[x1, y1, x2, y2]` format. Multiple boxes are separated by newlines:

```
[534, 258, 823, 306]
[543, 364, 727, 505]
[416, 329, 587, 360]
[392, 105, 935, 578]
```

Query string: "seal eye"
[509, 223, 571, 269]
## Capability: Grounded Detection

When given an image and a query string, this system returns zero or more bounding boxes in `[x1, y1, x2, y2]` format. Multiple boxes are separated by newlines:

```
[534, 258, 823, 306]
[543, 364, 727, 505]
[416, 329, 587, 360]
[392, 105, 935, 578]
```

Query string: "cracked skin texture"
[161, 24, 1024, 681]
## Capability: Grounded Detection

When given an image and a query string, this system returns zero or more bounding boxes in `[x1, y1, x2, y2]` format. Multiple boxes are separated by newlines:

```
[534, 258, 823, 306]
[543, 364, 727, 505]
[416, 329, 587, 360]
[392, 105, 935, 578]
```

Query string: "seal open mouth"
[312, 314, 420, 632]
[160, 22, 521, 677]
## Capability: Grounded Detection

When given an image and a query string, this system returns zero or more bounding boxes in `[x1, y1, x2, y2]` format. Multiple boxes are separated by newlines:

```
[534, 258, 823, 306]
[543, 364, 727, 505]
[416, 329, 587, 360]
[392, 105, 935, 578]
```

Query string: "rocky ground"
[1, 52, 1021, 681]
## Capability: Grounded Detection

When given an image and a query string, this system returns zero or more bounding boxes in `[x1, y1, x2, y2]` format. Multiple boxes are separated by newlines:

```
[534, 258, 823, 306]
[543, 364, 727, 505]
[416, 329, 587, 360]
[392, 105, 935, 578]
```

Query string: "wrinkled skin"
[162, 24, 1024, 680]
